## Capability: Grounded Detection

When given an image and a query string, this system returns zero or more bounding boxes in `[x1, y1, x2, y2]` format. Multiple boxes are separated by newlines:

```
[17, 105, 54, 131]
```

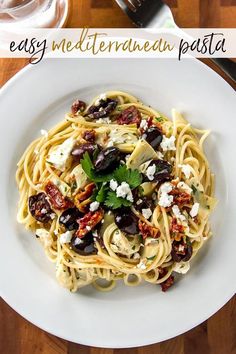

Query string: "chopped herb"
[155, 116, 164, 122]
[81, 152, 113, 182]
[206, 205, 210, 209]
[191, 185, 198, 194]
[96, 183, 109, 203]
[147, 255, 156, 261]
[104, 191, 132, 209]
[113, 164, 142, 189]
[70, 180, 77, 192]
[132, 245, 136, 250]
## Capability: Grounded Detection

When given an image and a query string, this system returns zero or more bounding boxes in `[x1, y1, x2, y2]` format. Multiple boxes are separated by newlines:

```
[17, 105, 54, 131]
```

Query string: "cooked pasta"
[16, 91, 217, 292]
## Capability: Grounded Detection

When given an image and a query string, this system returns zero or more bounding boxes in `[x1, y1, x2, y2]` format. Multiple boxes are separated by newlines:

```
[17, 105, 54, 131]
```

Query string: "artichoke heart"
[126, 139, 158, 169]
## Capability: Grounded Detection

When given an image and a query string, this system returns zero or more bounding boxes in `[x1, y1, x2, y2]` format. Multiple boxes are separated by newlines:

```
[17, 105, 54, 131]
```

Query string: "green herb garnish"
[104, 191, 132, 209]
[147, 255, 156, 261]
[81, 152, 142, 210]
[191, 184, 198, 195]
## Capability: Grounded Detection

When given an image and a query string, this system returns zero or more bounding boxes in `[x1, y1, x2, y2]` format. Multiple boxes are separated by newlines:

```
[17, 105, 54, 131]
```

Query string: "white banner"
[0, 28, 235, 63]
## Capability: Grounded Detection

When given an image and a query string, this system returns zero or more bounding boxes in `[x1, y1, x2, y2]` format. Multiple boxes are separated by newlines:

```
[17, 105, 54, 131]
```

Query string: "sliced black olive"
[71, 143, 97, 162]
[94, 147, 120, 172]
[70, 234, 96, 255]
[86, 98, 117, 120]
[144, 159, 172, 182]
[115, 210, 139, 235]
[142, 126, 163, 149]
[28, 192, 52, 223]
[135, 197, 153, 212]
[171, 238, 193, 262]
[59, 208, 82, 230]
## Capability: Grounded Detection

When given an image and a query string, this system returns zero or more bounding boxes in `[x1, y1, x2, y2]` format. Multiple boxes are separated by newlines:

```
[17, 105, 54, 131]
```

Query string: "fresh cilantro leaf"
[81, 152, 113, 183]
[104, 191, 132, 209]
[113, 165, 142, 189]
[96, 183, 108, 203]
[80, 152, 94, 180]
[155, 116, 163, 122]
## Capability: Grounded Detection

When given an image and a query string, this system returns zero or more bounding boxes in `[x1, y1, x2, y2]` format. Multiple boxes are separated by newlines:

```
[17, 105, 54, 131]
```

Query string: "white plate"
[0, 59, 235, 348]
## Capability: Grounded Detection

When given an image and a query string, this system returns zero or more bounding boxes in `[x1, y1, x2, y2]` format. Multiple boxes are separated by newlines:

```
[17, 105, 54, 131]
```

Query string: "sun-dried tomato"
[170, 217, 185, 241]
[170, 188, 192, 206]
[82, 129, 96, 143]
[74, 183, 96, 204]
[171, 238, 193, 262]
[116, 106, 141, 126]
[76, 210, 104, 238]
[161, 275, 174, 292]
[28, 192, 52, 223]
[71, 99, 86, 115]
[138, 221, 160, 240]
[45, 181, 73, 210]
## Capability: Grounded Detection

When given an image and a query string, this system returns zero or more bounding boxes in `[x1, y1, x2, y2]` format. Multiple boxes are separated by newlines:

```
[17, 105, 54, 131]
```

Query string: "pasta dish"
[16, 91, 217, 292]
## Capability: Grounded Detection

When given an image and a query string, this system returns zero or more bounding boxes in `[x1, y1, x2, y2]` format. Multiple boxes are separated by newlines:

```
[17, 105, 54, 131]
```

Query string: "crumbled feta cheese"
[140, 119, 148, 130]
[95, 93, 107, 106]
[137, 259, 147, 270]
[178, 164, 192, 179]
[50, 213, 56, 219]
[173, 261, 190, 274]
[160, 135, 176, 152]
[96, 117, 111, 124]
[116, 182, 133, 202]
[142, 208, 152, 220]
[136, 199, 142, 205]
[157, 151, 164, 159]
[133, 252, 141, 260]
[86, 226, 91, 231]
[35, 229, 51, 247]
[178, 244, 185, 252]
[41, 208, 47, 214]
[90, 201, 100, 212]
[190, 202, 200, 218]
[92, 230, 98, 237]
[158, 182, 173, 208]
[146, 164, 156, 181]
[60, 230, 74, 244]
[177, 181, 192, 194]
[172, 205, 186, 221]
[160, 182, 173, 194]
[125, 154, 131, 162]
[46, 138, 75, 171]
[110, 179, 118, 191]
[40, 129, 48, 138]
[54, 230, 58, 235]
[34, 149, 39, 155]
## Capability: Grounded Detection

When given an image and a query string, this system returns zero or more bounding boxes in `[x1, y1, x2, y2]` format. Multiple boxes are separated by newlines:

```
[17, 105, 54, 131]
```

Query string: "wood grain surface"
[0, 1, 235, 353]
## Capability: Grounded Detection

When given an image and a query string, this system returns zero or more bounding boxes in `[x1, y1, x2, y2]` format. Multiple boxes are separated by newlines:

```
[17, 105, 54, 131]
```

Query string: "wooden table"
[0, 1, 235, 353]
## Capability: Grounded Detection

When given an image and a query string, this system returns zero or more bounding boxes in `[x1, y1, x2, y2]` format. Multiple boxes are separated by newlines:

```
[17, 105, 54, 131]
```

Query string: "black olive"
[171, 239, 193, 262]
[144, 159, 172, 182]
[59, 208, 82, 230]
[86, 98, 117, 120]
[70, 234, 96, 255]
[115, 211, 139, 235]
[28, 192, 52, 223]
[135, 197, 153, 212]
[94, 147, 120, 172]
[142, 127, 163, 149]
[71, 143, 97, 162]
